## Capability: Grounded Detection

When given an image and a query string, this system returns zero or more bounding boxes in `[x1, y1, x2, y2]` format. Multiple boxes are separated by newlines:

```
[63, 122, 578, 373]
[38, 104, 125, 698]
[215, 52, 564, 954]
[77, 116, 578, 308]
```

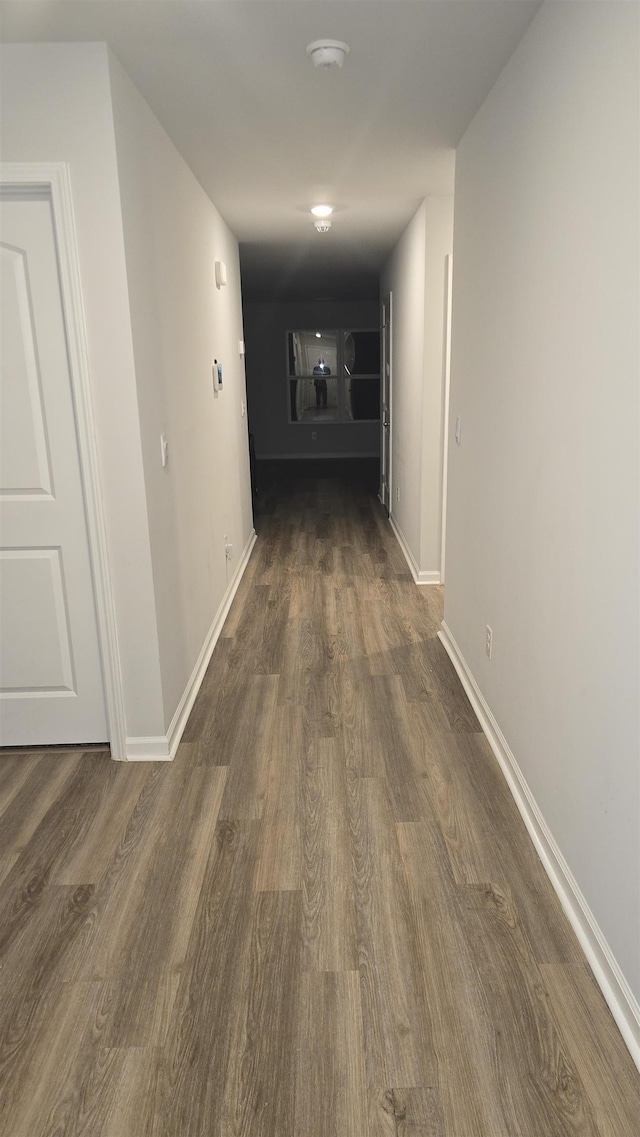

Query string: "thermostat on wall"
[213, 359, 223, 391]
[215, 260, 227, 287]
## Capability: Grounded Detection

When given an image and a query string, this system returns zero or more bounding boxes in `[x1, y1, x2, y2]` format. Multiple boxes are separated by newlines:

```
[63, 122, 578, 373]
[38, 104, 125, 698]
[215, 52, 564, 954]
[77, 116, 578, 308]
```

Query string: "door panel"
[0, 548, 75, 692]
[1, 242, 54, 498]
[0, 194, 107, 745]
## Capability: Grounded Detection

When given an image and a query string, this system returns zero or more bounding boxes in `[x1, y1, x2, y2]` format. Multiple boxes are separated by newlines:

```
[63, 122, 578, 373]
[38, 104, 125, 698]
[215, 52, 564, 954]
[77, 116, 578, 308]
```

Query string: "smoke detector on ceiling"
[306, 39, 350, 69]
[311, 205, 333, 233]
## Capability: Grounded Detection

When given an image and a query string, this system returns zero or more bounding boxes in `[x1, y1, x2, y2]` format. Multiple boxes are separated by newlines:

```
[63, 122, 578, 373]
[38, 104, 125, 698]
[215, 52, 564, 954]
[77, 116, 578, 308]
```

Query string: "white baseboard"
[125, 736, 172, 761]
[165, 528, 257, 758]
[389, 514, 440, 585]
[125, 529, 258, 763]
[438, 620, 640, 1071]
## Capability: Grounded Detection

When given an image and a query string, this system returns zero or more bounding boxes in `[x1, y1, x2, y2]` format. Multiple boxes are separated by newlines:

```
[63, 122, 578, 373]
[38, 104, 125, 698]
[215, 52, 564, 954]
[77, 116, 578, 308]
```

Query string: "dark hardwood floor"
[0, 459, 638, 1135]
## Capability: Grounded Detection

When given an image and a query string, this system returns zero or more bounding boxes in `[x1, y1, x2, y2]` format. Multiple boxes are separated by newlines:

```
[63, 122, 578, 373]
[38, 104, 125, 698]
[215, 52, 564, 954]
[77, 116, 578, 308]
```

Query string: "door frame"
[1, 162, 126, 759]
[440, 255, 453, 584]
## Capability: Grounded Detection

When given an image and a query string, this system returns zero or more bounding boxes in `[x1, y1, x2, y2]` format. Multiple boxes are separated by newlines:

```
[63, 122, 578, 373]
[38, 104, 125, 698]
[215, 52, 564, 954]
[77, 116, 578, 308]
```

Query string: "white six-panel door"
[0, 193, 107, 745]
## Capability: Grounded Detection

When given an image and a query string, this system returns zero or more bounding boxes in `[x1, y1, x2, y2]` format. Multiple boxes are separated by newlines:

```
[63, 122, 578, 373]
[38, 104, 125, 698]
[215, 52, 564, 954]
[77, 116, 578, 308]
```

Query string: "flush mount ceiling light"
[306, 39, 350, 69]
[310, 204, 333, 233]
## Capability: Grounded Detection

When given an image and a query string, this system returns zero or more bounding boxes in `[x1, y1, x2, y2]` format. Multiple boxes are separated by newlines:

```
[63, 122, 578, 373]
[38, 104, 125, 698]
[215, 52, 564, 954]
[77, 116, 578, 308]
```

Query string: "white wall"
[381, 197, 453, 579]
[446, 0, 639, 1001]
[244, 300, 380, 458]
[0, 43, 165, 741]
[108, 53, 253, 732]
[0, 42, 254, 750]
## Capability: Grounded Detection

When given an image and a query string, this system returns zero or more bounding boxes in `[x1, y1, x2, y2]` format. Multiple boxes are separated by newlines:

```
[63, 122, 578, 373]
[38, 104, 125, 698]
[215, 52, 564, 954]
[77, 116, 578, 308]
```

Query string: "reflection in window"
[345, 377, 381, 421]
[343, 331, 380, 376]
[288, 331, 338, 377]
[290, 378, 339, 423]
[287, 329, 380, 424]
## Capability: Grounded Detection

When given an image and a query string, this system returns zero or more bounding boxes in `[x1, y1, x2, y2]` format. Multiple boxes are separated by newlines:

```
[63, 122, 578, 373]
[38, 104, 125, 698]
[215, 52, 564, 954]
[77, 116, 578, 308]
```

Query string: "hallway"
[0, 466, 638, 1135]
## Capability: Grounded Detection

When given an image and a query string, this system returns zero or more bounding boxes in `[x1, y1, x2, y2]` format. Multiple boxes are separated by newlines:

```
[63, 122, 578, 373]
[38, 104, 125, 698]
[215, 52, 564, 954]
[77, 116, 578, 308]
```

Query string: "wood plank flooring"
[0, 460, 638, 1136]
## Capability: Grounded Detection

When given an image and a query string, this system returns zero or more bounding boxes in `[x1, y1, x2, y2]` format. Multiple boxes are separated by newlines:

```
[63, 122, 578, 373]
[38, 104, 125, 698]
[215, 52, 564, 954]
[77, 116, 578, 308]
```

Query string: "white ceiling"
[0, 0, 542, 299]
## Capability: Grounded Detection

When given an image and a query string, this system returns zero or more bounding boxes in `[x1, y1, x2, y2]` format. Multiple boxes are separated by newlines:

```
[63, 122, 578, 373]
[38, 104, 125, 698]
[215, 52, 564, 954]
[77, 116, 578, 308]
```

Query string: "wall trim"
[0, 162, 128, 761]
[165, 528, 257, 758]
[256, 451, 380, 460]
[124, 529, 258, 762]
[440, 253, 453, 584]
[389, 514, 440, 585]
[125, 736, 172, 762]
[438, 620, 640, 1071]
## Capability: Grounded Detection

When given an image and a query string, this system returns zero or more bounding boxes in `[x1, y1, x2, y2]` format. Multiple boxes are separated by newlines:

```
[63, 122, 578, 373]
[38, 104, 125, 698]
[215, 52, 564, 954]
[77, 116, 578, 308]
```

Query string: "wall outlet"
[455, 416, 462, 445]
[311, 431, 317, 441]
[224, 536, 233, 561]
[241, 399, 246, 417]
[396, 484, 400, 503]
[160, 433, 169, 468]
[485, 625, 493, 660]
